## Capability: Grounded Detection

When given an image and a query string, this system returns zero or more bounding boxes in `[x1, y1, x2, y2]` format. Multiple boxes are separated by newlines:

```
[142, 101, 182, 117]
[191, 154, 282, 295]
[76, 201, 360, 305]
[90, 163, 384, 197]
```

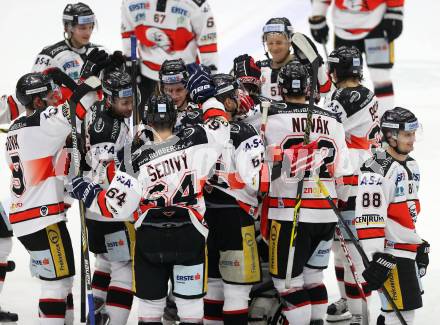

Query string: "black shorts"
[134, 223, 206, 300]
[205, 207, 261, 285]
[0, 210, 13, 238]
[87, 219, 134, 262]
[380, 257, 423, 312]
[334, 25, 395, 69]
[18, 221, 75, 280]
[269, 220, 335, 279]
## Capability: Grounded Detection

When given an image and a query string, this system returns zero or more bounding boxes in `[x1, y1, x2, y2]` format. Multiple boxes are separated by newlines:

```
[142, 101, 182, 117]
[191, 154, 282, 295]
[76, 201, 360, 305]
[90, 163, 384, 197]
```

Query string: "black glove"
[105, 50, 126, 73]
[309, 16, 329, 44]
[80, 48, 111, 78]
[185, 63, 216, 104]
[381, 8, 403, 42]
[292, 33, 323, 66]
[42, 67, 77, 91]
[362, 252, 396, 290]
[69, 176, 102, 208]
[416, 240, 430, 277]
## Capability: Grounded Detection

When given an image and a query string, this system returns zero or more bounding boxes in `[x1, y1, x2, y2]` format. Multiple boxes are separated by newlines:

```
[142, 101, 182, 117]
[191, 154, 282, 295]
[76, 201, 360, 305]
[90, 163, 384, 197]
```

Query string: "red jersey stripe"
[7, 95, 19, 120]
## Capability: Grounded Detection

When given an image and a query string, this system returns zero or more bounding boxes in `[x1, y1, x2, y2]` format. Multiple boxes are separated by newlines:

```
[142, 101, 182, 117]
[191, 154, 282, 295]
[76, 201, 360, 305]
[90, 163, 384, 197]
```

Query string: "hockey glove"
[80, 48, 111, 78]
[105, 50, 126, 73]
[416, 240, 430, 277]
[381, 8, 403, 42]
[42, 67, 77, 91]
[309, 16, 329, 44]
[185, 63, 216, 104]
[233, 54, 261, 81]
[70, 176, 102, 208]
[238, 89, 254, 114]
[362, 252, 396, 290]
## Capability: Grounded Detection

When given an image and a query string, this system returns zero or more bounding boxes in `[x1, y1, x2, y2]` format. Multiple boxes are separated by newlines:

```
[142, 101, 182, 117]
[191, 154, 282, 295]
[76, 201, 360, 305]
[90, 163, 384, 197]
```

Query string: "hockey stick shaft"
[322, 43, 329, 60]
[285, 36, 320, 288]
[334, 224, 367, 301]
[67, 79, 99, 325]
[315, 178, 408, 325]
[130, 35, 139, 131]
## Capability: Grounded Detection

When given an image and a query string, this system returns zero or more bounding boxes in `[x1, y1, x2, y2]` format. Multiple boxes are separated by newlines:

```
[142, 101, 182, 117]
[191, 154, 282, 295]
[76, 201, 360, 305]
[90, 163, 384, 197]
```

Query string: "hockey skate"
[87, 297, 110, 325]
[0, 307, 18, 322]
[326, 298, 352, 322]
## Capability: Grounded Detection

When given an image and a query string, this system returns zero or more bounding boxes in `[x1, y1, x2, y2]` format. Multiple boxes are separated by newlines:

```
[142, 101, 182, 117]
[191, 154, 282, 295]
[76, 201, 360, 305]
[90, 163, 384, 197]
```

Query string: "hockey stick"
[334, 224, 367, 301]
[67, 76, 101, 325]
[322, 43, 329, 60]
[315, 178, 408, 325]
[285, 33, 320, 289]
[130, 35, 140, 133]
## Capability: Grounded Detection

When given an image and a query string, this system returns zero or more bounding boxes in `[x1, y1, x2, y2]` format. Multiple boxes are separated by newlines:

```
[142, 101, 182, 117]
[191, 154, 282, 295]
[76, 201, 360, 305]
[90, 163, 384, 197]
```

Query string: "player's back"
[265, 102, 353, 223]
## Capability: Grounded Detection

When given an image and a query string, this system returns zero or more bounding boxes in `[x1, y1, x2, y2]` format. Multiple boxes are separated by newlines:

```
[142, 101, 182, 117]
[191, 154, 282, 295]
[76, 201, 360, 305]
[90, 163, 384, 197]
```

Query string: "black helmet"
[381, 107, 419, 141]
[262, 17, 294, 41]
[63, 2, 95, 27]
[102, 70, 132, 101]
[328, 46, 363, 81]
[15, 73, 55, 107]
[277, 61, 309, 97]
[159, 59, 189, 86]
[143, 94, 177, 127]
[212, 73, 239, 102]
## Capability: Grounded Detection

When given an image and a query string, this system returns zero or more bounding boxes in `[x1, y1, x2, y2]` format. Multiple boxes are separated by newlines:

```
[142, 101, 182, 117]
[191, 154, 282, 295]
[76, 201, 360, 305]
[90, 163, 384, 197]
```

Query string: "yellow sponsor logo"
[384, 266, 403, 310]
[242, 225, 260, 283]
[269, 221, 281, 275]
[46, 224, 69, 277]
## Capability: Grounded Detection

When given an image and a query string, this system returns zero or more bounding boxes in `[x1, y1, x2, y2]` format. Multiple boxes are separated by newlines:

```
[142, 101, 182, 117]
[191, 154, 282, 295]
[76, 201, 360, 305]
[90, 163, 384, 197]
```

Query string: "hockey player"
[32, 2, 125, 82]
[259, 17, 331, 101]
[309, 0, 404, 115]
[158, 59, 203, 133]
[324, 46, 380, 324]
[69, 67, 230, 323]
[0, 201, 18, 322]
[355, 107, 428, 325]
[0, 94, 25, 125]
[4, 65, 102, 324]
[263, 61, 354, 325]
[203, 74, 263, 324]
[121, 0, 219, 104]
[84, 70, 134, 324]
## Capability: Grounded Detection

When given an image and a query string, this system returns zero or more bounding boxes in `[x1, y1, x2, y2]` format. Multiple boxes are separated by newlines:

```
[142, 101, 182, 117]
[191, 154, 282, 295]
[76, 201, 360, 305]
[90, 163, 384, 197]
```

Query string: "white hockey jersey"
[311, 0, 405, 40]
[87, 98, 230, 237]
[0, 94, 25, 125]
[32, 40, 106, 81]
[356, 150, 422, 260]
[84, 108, 131, 222]
[325, 85, 380, 168]
[205, 121, 264, 217]
[5, 92, 99, 237]
[259, 58, 332, 101]
[264, 103, 354, 223]
[121, 0, 218, 80]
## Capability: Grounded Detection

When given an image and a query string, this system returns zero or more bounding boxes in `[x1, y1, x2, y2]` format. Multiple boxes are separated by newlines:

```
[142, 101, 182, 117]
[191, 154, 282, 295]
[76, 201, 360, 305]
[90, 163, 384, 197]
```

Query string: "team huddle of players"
[0, 1, 429, 325]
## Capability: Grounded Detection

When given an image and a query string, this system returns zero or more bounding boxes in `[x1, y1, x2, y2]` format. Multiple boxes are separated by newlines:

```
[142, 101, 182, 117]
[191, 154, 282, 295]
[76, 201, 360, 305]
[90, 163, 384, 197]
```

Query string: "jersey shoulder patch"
[257, 59, 271, 68]
[88, 111, 122, 146]
[360, 151, 394, 176]
[191, 0, 206, 7]
[230, 121, 258, 148]
[40, 40, 69, 58]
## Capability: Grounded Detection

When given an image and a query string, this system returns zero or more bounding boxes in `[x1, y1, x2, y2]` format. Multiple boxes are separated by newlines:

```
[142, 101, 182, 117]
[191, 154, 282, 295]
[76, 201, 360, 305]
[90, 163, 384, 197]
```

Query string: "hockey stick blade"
[291, 33, 318, 64]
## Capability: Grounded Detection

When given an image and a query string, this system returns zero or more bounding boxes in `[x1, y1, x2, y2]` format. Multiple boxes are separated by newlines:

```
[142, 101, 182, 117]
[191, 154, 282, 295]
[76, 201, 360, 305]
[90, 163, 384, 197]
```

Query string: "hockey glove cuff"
[382, 8, 403, 42]
[309, 16, 329, 44]
[70, 176, 102, 208]
[362, 252, 396, 290]
[416, 240, 430, 277]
